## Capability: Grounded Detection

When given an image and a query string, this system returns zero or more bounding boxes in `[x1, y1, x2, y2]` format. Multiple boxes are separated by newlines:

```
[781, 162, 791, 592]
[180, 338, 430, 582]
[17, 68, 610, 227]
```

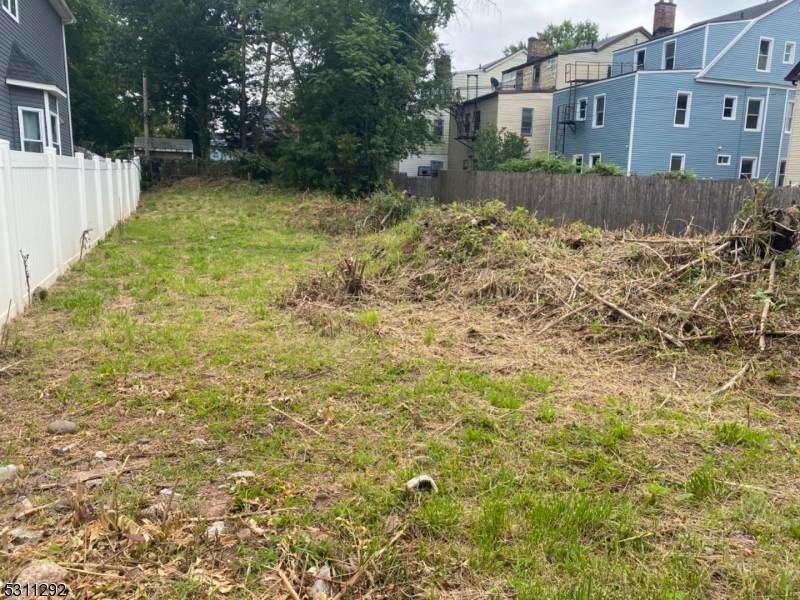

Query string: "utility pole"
[143, 72, 150, 160]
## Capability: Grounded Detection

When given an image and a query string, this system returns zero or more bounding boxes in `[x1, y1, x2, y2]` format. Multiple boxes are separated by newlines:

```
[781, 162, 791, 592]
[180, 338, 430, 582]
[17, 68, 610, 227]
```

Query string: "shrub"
[231, 150, 273, 181]
[651, 170, 697, 180]
[586, 162, 625, 177]
[497, 152, 578, 174]
[472, 126, 530, 171]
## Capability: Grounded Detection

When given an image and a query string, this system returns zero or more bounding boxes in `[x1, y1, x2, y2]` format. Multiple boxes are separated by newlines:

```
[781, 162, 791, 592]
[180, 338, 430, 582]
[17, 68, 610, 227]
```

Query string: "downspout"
[626, 72, 640, 175]
[776, 88, 789, 184]
[62, 24, 74, 156]
[757, 87, 770, 178]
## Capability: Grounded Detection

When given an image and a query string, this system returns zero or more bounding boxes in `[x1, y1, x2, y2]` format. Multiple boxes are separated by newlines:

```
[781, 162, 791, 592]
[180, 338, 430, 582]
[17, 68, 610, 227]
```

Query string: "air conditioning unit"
[430, 161, 444, 171]
[417, 166, 433, 177]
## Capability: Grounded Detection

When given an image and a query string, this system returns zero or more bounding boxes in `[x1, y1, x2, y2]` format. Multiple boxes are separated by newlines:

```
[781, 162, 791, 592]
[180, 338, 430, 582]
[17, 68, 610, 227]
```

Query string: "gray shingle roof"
[562, 28, 651, 54]
[687, 0, 787, 29]
[5, 43, 64, 92]
[133, 138, 194, 153]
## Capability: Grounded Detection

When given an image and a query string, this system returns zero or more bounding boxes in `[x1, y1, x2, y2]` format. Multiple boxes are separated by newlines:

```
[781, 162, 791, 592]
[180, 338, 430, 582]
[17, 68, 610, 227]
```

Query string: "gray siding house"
[1, 0, 75, 156]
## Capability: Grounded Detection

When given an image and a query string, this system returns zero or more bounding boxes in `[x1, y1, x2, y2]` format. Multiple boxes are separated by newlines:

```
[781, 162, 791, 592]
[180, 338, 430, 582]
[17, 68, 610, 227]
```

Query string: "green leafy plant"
[231, 150, 272, 181]
[651, 170, 697, 180]
[498, 152, 578, 174]
[471, 125, 530, 172]
[586, 162, 625, 176]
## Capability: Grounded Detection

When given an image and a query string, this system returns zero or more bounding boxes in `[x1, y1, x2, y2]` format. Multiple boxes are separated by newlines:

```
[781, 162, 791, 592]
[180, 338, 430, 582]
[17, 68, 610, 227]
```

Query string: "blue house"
[551, 0, 798, 183]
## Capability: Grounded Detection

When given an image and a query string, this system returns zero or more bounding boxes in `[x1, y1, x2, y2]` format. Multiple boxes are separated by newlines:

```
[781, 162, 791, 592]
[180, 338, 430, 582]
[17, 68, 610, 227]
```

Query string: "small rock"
[215, 458, 226, 466]
[15, 561, 67, 587]
[209, 236, 217, 240]
[382, 515, 402, 535]
[314, 492, 331, 504]
[311, 565, 334, 600]
[255, 428, 273, 438]
[13, 498, 34, 519]
[236, 528, 252, 541]
[134, 438, 151, 446]
[94, 451, 108, 460]
[84, 479, 103, 490]
[405, 475, 438, 494]
[47, 421, 79, 435]
[54, 499, 72, 513]
[159, 488, 182, 498]
[190, 438, 208, 447]
[704, 546, 715, 555]
[206, 521, 225, 541]
[226, 470, 255, 480]
[10, 527, 44, 545]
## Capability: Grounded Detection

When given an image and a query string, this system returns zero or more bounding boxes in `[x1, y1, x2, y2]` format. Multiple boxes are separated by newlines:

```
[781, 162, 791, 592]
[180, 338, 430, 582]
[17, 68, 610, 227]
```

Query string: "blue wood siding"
[551, 74, 636, 171]
[9, 87, 47, 151]
[705, 22, 748, 66]
[613, 27, 706, 72]
[706, 0, 800, 85]
[0, 0, 72, 153]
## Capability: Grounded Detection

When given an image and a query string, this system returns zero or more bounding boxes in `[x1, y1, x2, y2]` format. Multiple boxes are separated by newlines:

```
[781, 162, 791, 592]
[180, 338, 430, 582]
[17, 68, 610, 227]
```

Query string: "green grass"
[1, 182, 799, 599]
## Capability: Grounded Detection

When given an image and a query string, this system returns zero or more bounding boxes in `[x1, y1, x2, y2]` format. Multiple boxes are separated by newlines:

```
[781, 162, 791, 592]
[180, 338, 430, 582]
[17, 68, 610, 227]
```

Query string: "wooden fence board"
[392, 171, 800, 235]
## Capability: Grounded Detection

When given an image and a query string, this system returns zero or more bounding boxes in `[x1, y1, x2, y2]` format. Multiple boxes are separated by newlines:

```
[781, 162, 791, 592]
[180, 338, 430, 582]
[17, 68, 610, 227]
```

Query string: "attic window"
[757, 38, 773, 72]
[663, 41, 676, 70]
[2, 0, 18, 20]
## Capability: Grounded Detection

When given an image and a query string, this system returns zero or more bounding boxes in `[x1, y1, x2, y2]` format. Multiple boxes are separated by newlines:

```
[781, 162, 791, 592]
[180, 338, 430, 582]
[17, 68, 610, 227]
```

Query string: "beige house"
[448, 29, 650, 170]
[785, 63, 800, 186]
[396, 50, 529, 177]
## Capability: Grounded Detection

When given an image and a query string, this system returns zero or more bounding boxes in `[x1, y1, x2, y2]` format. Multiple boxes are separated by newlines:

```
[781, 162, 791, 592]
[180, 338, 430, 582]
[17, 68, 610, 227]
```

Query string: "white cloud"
[442, 0, 775, 70]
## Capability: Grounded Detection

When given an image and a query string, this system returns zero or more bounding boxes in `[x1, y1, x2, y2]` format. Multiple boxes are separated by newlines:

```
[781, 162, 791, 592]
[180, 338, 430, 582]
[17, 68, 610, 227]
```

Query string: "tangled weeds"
[285, 200, 800, 389]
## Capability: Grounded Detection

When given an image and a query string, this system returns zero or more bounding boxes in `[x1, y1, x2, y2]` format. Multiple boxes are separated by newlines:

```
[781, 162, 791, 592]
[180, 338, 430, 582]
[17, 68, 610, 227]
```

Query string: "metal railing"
[564, 62, 640, 84]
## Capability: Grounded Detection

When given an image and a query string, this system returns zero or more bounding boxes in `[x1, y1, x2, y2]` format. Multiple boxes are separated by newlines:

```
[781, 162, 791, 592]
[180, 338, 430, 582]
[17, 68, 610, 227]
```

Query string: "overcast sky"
[441, 0, 770, 70]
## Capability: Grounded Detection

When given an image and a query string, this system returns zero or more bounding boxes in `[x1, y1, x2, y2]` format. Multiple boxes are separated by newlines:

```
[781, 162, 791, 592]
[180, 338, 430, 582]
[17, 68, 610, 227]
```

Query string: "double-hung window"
[757, 38, 773, 72]
[474, 110, 481, 133]
[521, 108, 533, 136]
[740, 158, 757, 179]
[663, 41, 676, 70]
[576, 98, 587, 121]
[593, 95, 606, 128]
[674, 92, 691, 127]
[744, 98, 764, 131]
[432, 118, 444, 141]
[669, 154, 685, 172]
[515, 70, 523, 90]
[2, 0, 18, 20]
[590, 153, 602, 166]
[635, 49, 646, 70]
[49, 113, 60, 154]
[722, 96, 737, 120]
[19, 108, 44, 153]
[779, 160, 788, 186]
[785, 42, 796, 64]
[785, 101, 795, 134]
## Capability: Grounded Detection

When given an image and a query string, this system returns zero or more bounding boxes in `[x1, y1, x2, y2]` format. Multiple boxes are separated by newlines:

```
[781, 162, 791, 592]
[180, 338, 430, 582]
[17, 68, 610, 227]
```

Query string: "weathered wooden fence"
[390, 171, 800, 235]
[0, 141, 140, 328]
[388, 173, 437, 199]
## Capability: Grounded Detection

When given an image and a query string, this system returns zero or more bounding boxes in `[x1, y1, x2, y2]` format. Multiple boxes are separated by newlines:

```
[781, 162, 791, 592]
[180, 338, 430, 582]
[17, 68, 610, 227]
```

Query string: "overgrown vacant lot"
[2, 181, 800, 599]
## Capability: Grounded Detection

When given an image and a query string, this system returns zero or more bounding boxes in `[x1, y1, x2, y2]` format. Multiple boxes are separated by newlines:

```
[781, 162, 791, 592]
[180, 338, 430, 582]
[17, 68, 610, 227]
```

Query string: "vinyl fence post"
[93, 156, 104, 240]
[0, 140, 23, 318]
[115, 159, 124, 219]
[76, 153, 89, 238]
[44, 147, 65, 274]
[133, 157, 141, 207]
[105, 157, 115, 229]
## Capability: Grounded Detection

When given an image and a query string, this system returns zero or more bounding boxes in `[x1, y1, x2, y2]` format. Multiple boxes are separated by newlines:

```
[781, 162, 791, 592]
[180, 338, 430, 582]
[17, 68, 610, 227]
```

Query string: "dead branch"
[709, 357, 754, 397]
[692, 271, 758, 310]
[270, 405, 328, 439]
[758, 260, 777, 352]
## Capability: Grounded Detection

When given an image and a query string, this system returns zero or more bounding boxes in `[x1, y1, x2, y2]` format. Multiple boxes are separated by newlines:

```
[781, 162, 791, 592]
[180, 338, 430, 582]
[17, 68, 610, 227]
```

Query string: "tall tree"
[502, 41, 526, 56]
[277, 0, 455, 194]
[537, 20, 600, 54]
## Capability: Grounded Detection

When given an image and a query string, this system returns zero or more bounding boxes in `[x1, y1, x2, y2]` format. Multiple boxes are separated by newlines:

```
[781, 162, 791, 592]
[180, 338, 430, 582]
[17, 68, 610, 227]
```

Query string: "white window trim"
[785, 100, 795, 134]
[674, 91, 692, 128]
[576, 97, 587, 121]
[635, 48, 646, 70]
[744, 97, 764, 132]
[572, 154, 584, 166]
[739, 157, 758, 178]
[1, 0, 19, 22]
[722, 95, 738, 120]
[662, 40, 677, 70]
[593, 94, 606, 129]
[590, 153, 602, 166]
[50, 110, 61, 154]
[784, 41, 796, 64]
[669, 154, 686, 171]
[17, 106, 45, 153]
[756, 37, 774, 73]
[717, 155, 731, 166]
[778, 159, 787, 186]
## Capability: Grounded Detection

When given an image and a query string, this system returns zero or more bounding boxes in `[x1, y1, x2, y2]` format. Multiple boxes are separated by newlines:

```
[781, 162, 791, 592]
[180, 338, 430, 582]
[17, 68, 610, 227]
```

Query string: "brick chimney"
[653, 0, 676, 38]
[527, 37, 548, 58]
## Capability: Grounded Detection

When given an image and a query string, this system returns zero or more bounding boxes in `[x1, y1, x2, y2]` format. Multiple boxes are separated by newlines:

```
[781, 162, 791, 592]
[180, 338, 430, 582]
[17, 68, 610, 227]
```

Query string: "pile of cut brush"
[286, 201, 800, 355]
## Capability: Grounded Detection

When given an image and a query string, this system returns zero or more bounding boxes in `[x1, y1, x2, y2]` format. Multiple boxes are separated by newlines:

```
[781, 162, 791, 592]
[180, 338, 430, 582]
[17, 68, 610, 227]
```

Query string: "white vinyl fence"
[0, 140, 140, 328]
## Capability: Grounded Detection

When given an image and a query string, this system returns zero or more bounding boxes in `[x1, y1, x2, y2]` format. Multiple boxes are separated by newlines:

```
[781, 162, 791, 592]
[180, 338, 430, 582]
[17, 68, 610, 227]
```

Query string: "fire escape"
[447, 74, 481, 151]
[555, 62, 634, 157]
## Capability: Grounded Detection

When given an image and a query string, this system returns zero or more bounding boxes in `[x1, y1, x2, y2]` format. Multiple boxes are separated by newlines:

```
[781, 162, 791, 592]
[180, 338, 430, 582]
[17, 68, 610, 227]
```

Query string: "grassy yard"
[1, 181, 800, 599]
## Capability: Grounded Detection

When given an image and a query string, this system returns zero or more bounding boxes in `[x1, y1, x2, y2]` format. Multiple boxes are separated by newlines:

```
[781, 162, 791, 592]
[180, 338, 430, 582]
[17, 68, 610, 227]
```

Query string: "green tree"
[65, 0, 138, 154]
[503, 41, 526, 55]
[277, 0, 455, 194]
[537, 20, 600, 54]
[471, 126, 529, 171]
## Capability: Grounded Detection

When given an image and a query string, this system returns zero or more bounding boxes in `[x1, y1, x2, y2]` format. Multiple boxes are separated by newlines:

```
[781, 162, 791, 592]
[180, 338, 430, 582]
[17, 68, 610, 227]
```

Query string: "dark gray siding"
[9, 87, 46, 150]
[0, 0, 71, 153]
